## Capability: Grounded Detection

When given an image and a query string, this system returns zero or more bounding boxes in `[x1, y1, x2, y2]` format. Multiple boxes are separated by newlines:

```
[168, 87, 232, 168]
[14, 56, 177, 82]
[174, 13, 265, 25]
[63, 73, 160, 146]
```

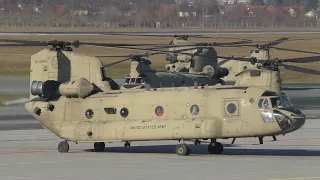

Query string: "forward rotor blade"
[281, 64, 320, 75]
[282, 56, 320, 63]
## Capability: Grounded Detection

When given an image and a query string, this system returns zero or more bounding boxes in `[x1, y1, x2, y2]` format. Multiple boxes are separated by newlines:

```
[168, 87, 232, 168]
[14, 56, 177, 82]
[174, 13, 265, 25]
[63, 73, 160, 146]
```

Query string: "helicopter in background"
[0, 37, 250, 90]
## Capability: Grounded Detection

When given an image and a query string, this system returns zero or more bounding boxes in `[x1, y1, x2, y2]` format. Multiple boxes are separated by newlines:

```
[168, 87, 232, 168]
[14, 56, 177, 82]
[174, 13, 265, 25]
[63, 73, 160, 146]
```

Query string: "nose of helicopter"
[284, 109, 306, 133]
[274, 108, 306, 134]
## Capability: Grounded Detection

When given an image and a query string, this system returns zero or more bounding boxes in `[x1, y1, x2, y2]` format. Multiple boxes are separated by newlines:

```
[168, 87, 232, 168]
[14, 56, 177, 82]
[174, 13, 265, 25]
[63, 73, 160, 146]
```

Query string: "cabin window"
[85, 109, 94, 119]
[120, 107, 129, 118]
[190, 105, 199, 115]
[104, 108, 116, 114]
[250, 70, 261, 77]
[155, 106, 164, 117]
[224, 100, 239, 116]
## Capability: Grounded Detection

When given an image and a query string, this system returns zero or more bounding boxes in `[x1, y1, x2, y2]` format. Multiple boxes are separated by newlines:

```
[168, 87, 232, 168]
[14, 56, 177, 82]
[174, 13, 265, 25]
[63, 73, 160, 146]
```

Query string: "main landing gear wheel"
[175, 144, 191, 156]
[94, 142, 105, 152]
[58, 141, 69, 153]
[208, 142, 223, 154]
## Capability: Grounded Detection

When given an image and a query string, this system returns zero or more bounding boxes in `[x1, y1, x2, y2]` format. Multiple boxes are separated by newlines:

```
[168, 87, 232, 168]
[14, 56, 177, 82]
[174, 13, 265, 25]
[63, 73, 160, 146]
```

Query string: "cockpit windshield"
[259, 92, 293, 110]
[124, 75, 145, 85]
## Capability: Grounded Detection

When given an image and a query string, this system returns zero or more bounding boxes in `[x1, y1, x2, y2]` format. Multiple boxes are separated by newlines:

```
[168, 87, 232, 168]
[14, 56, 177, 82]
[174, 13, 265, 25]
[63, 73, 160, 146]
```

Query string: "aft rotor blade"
[282, 56, 320, 63]
[281, 64, 320, 75]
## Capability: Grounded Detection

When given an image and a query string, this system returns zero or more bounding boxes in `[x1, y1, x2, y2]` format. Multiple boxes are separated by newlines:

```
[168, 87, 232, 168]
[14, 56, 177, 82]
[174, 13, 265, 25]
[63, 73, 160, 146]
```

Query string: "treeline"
[0, 0, 318, 28]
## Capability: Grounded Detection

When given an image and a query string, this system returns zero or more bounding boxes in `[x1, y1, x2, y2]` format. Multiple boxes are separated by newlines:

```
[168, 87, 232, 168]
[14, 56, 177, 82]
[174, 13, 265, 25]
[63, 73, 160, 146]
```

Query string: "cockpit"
[258, 92, 305, 133]
[124, 75, 145, 85]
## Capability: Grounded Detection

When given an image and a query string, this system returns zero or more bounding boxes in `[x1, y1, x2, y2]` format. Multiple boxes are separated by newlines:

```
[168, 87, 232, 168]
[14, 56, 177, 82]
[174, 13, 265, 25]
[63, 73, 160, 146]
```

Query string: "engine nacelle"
[200, 66, 229, 78]
[165, 53, 178, 62]
[214, 67, 229, 78]
[30, 78, 94, 100]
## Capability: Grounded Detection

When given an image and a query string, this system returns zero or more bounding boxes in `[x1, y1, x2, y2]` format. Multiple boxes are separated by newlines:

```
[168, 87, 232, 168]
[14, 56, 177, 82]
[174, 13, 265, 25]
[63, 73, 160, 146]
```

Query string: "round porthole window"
[85, 109, 94, 119]
[155, 106, 164, 117]
[227, 103, 237, 114]
[243, 65, 248, 70]
[120, 107, 129, 118]
[190, 105, 199, 115]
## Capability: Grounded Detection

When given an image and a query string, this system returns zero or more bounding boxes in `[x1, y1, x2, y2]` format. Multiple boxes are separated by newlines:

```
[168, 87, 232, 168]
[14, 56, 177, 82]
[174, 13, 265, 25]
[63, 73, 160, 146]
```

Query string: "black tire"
[215, 142, 224, 154]
[208, 142, 224, 154]
[58, 141, 69, 153]
[94, 142, 105, 152]
[175, 144, 190, 156]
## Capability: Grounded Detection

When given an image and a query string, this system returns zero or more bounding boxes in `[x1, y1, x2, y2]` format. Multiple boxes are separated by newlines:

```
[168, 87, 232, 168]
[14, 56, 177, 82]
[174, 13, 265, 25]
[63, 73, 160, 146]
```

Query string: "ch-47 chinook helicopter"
[23, 40, 306, 156]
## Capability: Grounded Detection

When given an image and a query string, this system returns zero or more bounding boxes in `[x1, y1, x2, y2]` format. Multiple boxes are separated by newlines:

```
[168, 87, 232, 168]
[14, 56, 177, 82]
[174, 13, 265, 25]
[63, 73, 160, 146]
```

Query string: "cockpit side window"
[270, 97, 280, 108]
[258, 98, 270, 110]
[136, 77, 145, 84]
[124, 76, 130, 84]
[130, 78, 136, 84]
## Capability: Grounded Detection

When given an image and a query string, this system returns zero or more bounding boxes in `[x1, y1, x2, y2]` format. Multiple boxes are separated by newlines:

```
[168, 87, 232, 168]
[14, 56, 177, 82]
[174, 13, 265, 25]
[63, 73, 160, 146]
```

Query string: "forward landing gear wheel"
[58, 141, 69, 153]
[208, 142, 223, 154]
[175, 144, 191, 156]
[94, 142, 105, 152]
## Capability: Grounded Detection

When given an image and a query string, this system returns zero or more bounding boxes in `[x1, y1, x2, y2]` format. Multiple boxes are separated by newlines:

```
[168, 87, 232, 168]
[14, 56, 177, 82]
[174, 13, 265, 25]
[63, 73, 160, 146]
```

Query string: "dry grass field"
[0, 32, 319, 83]
[1, 27, 319, 32]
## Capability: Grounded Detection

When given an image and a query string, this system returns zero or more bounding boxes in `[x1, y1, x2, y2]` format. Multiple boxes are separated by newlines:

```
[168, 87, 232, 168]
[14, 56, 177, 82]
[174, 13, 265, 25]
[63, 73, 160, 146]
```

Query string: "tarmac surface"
[0, 117, 320, 180]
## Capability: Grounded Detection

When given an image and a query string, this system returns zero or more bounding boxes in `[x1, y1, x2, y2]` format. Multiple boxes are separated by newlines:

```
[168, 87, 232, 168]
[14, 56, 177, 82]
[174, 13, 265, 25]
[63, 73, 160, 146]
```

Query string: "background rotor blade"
[282, 56, 320, 63]
[103, 57, 132, 68]
[265, 37, 289, 46]
[281, 64, 320, 75]
[273, 47, 320, 55]
[96, 55, 131, 58]
[106, 33, 252, 41]
[86, 43, 255, 63]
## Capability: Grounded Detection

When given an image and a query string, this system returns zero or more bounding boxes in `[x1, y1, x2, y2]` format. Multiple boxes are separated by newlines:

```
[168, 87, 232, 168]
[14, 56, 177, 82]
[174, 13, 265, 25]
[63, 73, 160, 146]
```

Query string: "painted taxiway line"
[270, 177, 320, 180]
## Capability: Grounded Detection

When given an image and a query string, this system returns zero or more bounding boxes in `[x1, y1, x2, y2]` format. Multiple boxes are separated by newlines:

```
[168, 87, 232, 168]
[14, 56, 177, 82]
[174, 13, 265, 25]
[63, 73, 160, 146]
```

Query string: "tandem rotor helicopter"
[0, 39, 307, 156]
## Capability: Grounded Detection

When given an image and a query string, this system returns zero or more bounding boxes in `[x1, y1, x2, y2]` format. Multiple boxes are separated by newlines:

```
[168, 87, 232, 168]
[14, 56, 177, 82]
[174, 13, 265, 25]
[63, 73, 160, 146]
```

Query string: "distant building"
[178, 3, 196, 17]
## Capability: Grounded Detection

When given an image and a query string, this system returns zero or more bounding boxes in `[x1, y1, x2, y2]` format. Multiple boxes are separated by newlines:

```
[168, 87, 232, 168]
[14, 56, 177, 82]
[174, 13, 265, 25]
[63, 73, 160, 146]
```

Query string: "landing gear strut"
[58, 140, 69, 153]
[94, 142, 105, 152]
[194, 139, 201, 145]
[208, 139, 223, 154]
[124, 141, 130, 147]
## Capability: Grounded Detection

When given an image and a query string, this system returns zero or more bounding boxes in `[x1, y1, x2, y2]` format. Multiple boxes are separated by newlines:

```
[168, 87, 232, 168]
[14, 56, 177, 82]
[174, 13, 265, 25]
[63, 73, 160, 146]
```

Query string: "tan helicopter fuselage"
[25, 85, 297, 143]
[26, 48, 305, 144]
